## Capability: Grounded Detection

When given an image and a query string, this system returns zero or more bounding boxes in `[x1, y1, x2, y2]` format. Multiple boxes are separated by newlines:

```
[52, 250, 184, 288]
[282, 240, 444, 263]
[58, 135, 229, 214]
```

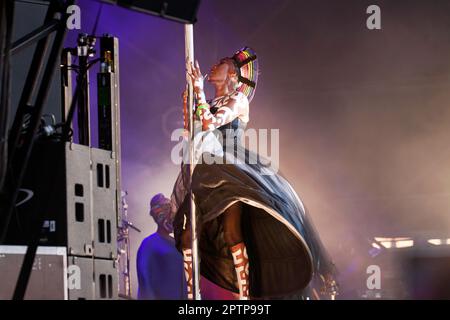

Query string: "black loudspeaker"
[100, 0, 201, 24]
[6, 140, 118, 260]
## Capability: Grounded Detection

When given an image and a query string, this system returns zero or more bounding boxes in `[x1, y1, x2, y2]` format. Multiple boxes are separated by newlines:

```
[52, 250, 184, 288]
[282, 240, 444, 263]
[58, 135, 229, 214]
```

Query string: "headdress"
[230, 46, 259, 102]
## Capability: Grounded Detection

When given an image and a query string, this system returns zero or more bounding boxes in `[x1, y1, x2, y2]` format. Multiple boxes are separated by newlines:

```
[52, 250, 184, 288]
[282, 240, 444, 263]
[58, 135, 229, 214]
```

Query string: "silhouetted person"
[136, 193, 187, 299]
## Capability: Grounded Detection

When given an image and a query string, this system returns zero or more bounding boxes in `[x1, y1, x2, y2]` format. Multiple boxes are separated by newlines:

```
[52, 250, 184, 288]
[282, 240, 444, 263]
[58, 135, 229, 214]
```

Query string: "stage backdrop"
[60, 0, 450, 299]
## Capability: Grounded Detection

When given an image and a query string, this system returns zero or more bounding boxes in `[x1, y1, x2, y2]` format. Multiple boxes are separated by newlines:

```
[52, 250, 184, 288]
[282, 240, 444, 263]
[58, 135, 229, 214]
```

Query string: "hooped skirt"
[170, 146, 333, 298]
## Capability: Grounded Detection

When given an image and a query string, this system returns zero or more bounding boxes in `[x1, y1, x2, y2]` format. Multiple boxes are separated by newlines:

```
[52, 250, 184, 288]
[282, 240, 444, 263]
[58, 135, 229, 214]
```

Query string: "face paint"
[151, 202, 173, 232]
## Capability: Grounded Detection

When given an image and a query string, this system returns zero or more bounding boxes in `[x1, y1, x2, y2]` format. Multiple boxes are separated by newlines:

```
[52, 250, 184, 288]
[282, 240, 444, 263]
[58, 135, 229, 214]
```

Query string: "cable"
[92, 2, 104, 37]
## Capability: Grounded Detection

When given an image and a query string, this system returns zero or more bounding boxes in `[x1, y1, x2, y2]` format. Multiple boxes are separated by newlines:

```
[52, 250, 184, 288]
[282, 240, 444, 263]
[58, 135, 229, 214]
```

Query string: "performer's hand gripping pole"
[184, 24, 201, 300]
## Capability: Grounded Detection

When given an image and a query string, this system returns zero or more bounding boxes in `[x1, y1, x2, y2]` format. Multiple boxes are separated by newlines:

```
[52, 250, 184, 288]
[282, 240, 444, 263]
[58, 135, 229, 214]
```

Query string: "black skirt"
[170, 122, 335, 298]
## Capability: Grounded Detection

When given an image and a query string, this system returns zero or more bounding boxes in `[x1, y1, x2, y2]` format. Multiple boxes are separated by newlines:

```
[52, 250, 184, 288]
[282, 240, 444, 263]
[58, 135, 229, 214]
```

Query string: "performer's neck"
[214, 82, 232, 98]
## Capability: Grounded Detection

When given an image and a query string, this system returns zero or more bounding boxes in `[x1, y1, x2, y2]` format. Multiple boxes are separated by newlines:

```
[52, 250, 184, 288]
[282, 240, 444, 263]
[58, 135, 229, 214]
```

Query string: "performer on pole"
[171, 47, 337, 300]
[183, 24, 201, 300]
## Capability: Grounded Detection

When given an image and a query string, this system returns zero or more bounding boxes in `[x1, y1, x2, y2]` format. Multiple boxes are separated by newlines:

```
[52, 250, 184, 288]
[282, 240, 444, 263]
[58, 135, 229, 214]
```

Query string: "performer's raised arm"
[187, 59, 249, 131]
[196, 92, 248, 131]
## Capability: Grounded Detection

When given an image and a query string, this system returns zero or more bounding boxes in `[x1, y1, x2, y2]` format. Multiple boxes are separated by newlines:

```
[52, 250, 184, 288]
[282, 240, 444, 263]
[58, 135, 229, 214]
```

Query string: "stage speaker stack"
[0, 34, 122, 300]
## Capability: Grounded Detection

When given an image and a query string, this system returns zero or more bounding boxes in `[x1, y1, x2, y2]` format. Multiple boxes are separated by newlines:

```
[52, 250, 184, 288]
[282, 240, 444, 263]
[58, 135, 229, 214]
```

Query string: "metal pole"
[10, 19, 59, 56]
[184, 24, 201, 300]
[122, 191, 131, 297]
[0, 0, 14, 192]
